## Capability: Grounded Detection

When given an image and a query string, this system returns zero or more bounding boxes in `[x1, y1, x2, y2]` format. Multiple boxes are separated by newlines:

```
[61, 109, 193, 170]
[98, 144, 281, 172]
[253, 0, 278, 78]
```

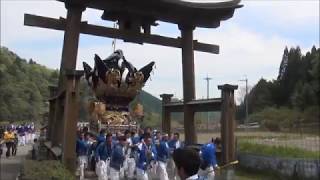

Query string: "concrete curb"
[238, 153, 320, 180]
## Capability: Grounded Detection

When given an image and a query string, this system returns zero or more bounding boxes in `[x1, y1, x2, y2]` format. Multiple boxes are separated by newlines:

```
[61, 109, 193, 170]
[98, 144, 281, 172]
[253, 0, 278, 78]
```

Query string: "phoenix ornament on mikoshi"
[83, 50, 155, 111]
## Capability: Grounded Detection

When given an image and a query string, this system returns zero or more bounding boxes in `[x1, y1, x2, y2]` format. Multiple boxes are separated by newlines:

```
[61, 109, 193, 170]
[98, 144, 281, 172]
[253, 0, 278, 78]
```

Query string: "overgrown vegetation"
[248, 106, 319, 132]
[238, 140, 320, 159]
[237, 46, 320, 131]
[22, 160, 75, 180]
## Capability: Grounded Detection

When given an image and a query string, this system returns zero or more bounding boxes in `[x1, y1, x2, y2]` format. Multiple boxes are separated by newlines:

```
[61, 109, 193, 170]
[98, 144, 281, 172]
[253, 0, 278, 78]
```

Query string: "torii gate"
[24, 0, 242, 171]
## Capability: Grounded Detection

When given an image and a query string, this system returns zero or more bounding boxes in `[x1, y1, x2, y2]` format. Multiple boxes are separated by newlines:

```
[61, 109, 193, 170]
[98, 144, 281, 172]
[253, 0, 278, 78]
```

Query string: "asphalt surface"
[0, 144, 31, 180]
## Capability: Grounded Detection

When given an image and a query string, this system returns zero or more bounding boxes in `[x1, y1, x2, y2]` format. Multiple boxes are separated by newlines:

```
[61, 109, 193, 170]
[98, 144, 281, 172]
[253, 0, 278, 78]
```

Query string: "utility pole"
[204, 75, 212, 131]
[239, 76, 248, 130]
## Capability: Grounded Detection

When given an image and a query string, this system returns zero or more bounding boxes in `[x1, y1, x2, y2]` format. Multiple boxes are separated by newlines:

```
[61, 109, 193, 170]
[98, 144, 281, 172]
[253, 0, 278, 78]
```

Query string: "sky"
[1, 0, 319, 102]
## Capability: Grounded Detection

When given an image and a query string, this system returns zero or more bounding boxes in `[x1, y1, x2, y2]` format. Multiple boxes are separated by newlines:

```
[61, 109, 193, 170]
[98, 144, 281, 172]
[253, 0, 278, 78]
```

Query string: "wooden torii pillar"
[160, 94, 173, 135]
[59, 3, 84, 172]
[50, 3, 85, 172]
[218, 84, 238, 165]
[62, 70, 83, 171]
[47, 85, 57, 141]
[179, 24, 197, 145]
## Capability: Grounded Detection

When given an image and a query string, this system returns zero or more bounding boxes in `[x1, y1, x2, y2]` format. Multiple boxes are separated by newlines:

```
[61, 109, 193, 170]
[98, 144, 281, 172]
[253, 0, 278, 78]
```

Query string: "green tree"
[0, 46, 58, 123]
[247, 78, 274, 113]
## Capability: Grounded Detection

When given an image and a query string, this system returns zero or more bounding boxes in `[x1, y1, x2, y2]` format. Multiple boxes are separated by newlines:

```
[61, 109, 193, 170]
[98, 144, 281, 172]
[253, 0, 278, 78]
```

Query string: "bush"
[302, 106, 319, 123]
[248, 107, 302, 131]
[238, 141, 319, 159]
[22, 160, 75, 180]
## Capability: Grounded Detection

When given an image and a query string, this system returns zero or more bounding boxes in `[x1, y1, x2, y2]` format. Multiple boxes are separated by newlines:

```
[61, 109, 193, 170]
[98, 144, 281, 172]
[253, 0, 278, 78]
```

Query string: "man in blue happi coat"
[17, 125, 26, 146]
[76, 132, 91, 179]
[95, 133, 113, 161]
[168, 132, 181, 180]
[95, 133, 113, 179]
[156, 133, 170, 180]
[136, 133, 157, 180]
[153, 131, 161, 144]
[198, 139, 220, 180]
[168, 132, 181, 151]
[109, 136, 127, 180]
[96, 129, 106, 146]
[76, 132, 90, 158]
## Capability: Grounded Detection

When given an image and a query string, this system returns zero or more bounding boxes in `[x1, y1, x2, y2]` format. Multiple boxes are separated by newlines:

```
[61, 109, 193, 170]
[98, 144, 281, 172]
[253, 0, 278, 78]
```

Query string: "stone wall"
[238, 153, 320, 180]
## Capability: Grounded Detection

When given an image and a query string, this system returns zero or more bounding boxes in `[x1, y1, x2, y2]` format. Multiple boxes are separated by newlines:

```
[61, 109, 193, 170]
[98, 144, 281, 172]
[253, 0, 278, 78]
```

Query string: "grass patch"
[238, 141, 319, 159]
[22, 160, 75, 180]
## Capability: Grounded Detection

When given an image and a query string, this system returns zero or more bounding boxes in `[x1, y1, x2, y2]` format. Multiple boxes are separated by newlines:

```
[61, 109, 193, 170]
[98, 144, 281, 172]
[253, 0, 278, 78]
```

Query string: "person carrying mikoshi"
[109, 135, 127, 180]
[198, 138, 221, 180]
[123, 130, 134, 179]
[167, 132, 182, 180]
[95, 133, 114, 180]
[136, 133, 158, 180]
[155, 133, 170, 180]
[76, 132, 91, 180]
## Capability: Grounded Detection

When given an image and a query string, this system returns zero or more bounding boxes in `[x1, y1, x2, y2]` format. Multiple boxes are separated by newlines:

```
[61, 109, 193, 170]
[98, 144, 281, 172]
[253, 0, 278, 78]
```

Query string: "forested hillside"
[0, 47, 59, 123]
[131, 91, 162, 128]
[237, 46, 319, 131]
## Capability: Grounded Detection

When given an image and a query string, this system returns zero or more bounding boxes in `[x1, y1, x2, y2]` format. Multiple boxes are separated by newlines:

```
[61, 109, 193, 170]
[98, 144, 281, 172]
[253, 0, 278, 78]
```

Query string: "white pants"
[157, 161, 169, 180]
[167, 158, 178, 180]
[110, 167, 120, 180]
[26, 133, 32, 144]
[198, 166, 215, 180]
[136, 168, 149, 180]
[25, 133, 29, 144]
[31, 133, 36, 143]
[120, 166, 125, 179]
[127, 157, 136, 179]
[96, 160, 109, 180]
[122, 157, 128, 178]
[18, 135, 26, 146]
[149, 161, 158, 179]
[78, 156, 88, 179]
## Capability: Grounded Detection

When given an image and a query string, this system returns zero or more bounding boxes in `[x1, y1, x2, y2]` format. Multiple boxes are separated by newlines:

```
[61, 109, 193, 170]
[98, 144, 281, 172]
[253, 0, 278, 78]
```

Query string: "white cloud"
[242, 0, 319, 27]
[0, 1, 110, 46]
[193, 23, 296, 99]
[0, 1, 66, 45]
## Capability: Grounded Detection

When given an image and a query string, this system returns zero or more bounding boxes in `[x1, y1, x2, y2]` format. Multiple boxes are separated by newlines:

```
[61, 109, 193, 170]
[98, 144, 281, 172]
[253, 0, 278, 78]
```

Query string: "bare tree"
[236, 85, 252, 105]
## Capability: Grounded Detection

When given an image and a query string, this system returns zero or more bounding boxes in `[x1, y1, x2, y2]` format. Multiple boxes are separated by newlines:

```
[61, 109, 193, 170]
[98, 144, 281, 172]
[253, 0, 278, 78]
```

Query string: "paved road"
[0, 144, 31, 180]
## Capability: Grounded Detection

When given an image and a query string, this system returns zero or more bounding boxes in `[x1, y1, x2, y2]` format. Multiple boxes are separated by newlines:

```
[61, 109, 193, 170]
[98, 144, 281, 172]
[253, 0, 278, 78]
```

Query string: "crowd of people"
[76, 127, 221, 180]
[0, 123, 36, 158]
